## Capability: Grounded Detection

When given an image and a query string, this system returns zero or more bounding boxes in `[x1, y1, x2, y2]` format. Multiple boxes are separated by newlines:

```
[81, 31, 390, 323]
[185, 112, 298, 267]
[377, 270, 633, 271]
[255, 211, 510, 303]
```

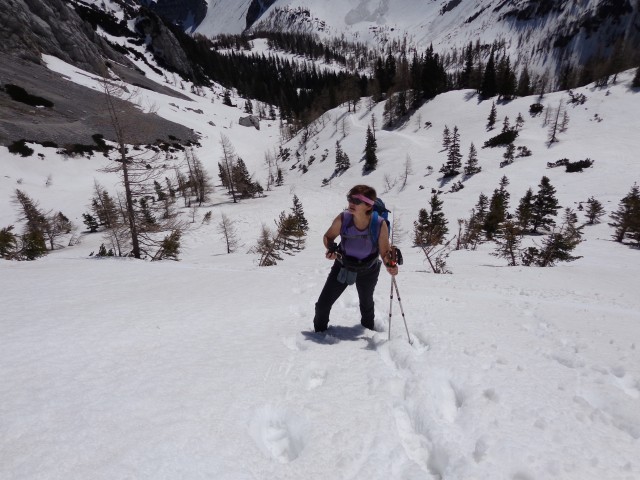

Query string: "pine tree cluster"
[1, 190, 75, 260]
[609, 184, 640, 246]
[256, 196, 309, 266]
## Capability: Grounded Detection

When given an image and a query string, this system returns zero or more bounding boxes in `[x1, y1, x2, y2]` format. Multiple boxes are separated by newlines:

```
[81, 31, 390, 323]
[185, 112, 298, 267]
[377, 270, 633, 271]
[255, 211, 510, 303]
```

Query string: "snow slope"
[1, 53, 639, 479]
[195, 0, 255, 35]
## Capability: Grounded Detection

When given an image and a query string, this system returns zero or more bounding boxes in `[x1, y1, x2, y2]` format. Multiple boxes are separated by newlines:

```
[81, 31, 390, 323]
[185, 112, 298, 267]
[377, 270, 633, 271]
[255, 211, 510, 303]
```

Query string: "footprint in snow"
[303, 363, 327, 390]
[283, 335, 309, 351]
[609, 366, 640, 399]
[248, 405, 308, 463]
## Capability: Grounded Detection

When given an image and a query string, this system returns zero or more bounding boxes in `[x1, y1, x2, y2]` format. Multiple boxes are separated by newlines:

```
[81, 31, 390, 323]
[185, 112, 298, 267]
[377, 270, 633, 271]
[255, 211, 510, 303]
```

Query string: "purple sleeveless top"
[340, 211, 382, 260]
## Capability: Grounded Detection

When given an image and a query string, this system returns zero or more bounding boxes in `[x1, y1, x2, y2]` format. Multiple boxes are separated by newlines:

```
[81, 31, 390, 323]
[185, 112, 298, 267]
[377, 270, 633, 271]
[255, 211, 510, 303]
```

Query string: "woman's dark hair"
[348, 185, 376, 215]
[348, 184, 376, 201]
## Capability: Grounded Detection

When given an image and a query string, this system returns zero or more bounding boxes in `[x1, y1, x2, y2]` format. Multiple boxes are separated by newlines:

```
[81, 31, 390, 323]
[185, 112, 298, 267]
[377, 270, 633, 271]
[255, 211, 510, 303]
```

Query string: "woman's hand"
[325, 251, 338, 260]
[385, 264, 398, 276]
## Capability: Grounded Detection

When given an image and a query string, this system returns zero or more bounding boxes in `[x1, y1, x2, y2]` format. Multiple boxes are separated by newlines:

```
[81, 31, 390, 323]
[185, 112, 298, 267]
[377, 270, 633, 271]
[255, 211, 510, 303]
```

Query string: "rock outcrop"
[0, 0, 131, 75]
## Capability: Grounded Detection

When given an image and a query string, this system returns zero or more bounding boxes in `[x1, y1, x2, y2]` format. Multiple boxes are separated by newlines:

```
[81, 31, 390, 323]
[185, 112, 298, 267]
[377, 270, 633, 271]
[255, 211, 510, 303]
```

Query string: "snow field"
[1, 55, 640, 479]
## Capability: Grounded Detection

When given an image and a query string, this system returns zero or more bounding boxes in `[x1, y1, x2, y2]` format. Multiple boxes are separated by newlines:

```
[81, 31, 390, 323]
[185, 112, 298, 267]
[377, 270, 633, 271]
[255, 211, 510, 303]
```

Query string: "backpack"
[370, 198, 391, 243]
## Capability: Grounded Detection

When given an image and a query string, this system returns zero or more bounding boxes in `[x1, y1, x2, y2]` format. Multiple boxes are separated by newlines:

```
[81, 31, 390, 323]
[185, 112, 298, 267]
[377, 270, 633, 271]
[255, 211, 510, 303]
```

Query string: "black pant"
[314, 260, 381, 332]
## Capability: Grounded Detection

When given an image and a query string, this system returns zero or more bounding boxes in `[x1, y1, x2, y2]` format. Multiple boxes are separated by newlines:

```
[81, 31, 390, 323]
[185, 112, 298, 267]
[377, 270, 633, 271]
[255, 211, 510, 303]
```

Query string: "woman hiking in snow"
[314, 185, 399, 333]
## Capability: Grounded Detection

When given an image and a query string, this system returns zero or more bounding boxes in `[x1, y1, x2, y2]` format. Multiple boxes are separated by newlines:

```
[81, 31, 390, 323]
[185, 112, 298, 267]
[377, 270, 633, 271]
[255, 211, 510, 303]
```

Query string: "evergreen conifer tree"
[461, 193, 488, 249]
[82, 213, 100, 233]
[585, 197, 605, 225]
[382, 95, 395, 127]
[609, 184, 640, 244]
[413, 208, 430, 247]
[363, 125, 378, 171]
[12, 189, 48, 259]
[531, 176, 560, 233]
[91, 185, 119, 228]
[460, 42, 475, 89]
[0, 226, 18, 259]
[492, 220, 523, 266]
[515, 188, 535, 231]
[442, 125, 451, 151]
[463, 143, 481, 176]
[256, 224, 282, 266]
[232, 158, 259, 198]
[440, 126, 462, 177]
[138, 198, 156, 227]
[223, 90, 233, 106]
[291, 195, 309, 234]
[480, 51, 497, 98]
[497, 55, 517, 100]
[413, 194, 448, 246]
[474, 193, 489, 226]
[530, 209, 583, 267]
[633, 67, 640, 88]
[218, 163, 230, 188]
[154, 180, 166, 202]
[502, 143, 515, 166]
[486, 102, 497, 131]
[501, 116, 511, 133]
[156, 230, 181, 261]
[483, 176, 510, 239]
[517, 66, 531, 97]
[335, 141, 350, 172]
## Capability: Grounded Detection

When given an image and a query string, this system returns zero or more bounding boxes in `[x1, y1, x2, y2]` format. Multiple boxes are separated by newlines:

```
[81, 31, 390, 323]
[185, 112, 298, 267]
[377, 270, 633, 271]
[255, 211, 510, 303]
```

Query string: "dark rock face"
[135, 11, 195, 80]
[246, 0, 278, 30]
[0, 54, 197, 147]
[149, 0, 207, 31]
[0, 0, 131, 75]
[0, 0, 198, 147]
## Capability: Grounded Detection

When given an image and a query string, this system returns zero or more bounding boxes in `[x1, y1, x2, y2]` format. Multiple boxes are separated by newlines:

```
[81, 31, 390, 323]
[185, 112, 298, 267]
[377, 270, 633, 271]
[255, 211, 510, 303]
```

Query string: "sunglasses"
[347, 195, 375, 206]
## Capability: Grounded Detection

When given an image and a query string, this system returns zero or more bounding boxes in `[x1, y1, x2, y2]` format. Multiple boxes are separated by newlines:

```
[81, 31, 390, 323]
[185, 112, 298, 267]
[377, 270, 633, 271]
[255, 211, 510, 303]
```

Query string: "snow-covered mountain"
[193, 0, 639, 76]
[1, 47, 640, 478]
[2, 0, 640, 476]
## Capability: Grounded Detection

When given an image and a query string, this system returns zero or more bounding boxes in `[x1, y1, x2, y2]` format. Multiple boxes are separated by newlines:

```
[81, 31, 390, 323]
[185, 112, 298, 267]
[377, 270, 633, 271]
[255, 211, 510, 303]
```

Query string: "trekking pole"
[386, 208, 411, 344]
[392, 277, 412, 345]
[387, 209, 396, 341]
[388, 276, 395, 341]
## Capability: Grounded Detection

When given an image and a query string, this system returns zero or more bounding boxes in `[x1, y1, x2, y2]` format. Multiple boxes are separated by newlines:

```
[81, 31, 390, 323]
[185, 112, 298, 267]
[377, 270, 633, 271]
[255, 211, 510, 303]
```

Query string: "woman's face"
[347, 195, 373, 214]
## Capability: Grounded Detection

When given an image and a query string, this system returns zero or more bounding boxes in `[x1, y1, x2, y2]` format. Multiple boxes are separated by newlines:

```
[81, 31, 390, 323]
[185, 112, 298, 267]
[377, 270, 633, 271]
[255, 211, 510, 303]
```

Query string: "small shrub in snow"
[565, 158, 594, 173]
[567, 90, 587, 105]
[482, 130, 518, 148]
[529, 103, 543, 116]
[8, 140, 34, 157]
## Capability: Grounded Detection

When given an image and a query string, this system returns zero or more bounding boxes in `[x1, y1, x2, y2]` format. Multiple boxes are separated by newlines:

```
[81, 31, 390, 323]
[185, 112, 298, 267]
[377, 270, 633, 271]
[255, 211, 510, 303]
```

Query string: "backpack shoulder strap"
[369, 211, 381, 245]
[340, 211, 353, 236]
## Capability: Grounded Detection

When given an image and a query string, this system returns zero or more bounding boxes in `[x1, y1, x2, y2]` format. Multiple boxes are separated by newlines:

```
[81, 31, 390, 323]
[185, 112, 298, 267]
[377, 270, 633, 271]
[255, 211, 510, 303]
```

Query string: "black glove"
[386, 246, 403, 266]
[327, 242, 339, 254]
[394, 247, 404, 266]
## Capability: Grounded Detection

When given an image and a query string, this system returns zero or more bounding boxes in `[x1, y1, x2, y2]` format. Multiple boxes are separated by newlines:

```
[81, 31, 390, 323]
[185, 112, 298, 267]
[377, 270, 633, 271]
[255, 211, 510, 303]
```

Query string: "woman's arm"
[323, 214, 343, 260]
[378, 221, 398, 275]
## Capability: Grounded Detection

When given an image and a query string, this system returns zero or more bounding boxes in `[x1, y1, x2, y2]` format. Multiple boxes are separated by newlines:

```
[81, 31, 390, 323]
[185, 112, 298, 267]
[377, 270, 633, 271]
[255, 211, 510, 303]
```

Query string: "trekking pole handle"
[385, 246, 403, 267]
[327, 242, 339, 254]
